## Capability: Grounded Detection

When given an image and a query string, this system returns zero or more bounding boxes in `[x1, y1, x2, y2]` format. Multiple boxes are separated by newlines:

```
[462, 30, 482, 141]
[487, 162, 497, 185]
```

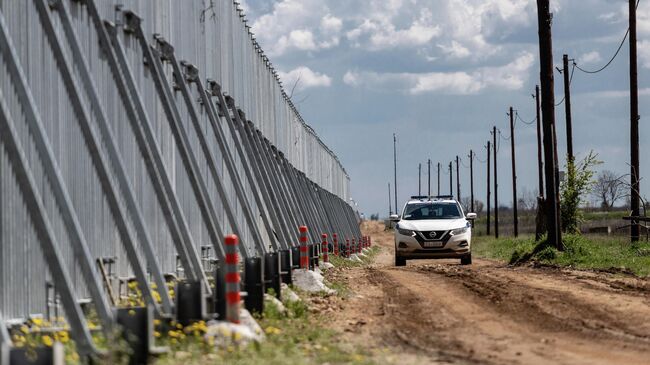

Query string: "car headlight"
[396, 225, 416, 237]
[450, 226, 469, 236]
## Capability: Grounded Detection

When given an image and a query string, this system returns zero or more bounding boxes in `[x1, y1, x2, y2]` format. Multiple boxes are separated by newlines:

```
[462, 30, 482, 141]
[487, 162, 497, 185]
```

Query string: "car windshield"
[402, 202, 462, 220]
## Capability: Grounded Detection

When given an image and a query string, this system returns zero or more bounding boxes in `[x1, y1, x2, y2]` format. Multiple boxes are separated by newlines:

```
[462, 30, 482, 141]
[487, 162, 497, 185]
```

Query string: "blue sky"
[240, 0, 650, 216]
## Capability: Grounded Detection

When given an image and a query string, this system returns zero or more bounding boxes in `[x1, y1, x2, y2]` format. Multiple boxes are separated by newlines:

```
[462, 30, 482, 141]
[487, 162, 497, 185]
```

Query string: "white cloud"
[343, 52, 534, 95]
[578, 51, 602, 65]
[251, 0, 340, 56]
[639, 40, 650, 69]
[278, 66, 332, 92]
[347, 6, 441, 50]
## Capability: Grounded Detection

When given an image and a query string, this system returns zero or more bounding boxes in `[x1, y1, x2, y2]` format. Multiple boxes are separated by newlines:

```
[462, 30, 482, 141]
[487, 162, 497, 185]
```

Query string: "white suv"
[390, 196, 476, 267]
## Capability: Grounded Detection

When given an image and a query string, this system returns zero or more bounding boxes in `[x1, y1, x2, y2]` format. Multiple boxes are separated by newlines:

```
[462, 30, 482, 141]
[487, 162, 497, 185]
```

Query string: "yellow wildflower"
[42, 335, 53, 347]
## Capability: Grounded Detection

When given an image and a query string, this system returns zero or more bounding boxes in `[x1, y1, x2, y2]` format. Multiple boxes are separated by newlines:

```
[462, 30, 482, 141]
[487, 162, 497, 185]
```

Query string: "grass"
[473, 234, 650, 277]
[152, 251, 382, 365]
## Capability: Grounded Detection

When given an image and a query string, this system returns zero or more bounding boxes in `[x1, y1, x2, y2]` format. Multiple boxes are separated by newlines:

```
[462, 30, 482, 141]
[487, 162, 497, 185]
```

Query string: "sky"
[239, 0, 650, 217]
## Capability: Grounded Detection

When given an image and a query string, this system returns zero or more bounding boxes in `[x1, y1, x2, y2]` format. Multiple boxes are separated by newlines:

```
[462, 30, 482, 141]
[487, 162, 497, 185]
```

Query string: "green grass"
[153, 250, 383, 365]
[473, 234, 650, 277]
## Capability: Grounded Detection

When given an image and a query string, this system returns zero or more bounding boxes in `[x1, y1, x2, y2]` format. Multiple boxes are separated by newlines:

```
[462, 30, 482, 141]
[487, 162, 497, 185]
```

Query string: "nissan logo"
[429, 232, 437, 239]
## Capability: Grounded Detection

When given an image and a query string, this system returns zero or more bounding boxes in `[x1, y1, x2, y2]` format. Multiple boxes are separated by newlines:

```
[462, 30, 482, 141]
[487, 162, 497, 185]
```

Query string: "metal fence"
[0, 0, 360, 356]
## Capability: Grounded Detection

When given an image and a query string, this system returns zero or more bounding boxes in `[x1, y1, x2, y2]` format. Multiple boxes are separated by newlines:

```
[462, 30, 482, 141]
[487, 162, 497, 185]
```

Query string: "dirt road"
[326, 222, 650, 364]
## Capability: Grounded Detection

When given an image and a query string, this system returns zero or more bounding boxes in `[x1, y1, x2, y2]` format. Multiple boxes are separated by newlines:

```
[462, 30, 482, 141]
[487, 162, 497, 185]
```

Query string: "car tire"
[395, 255, 406, 267]
[460, 254, 472, 265]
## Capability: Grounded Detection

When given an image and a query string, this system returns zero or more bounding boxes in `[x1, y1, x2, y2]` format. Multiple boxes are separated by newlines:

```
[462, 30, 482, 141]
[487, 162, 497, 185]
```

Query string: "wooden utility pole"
[536, 0, 563, 250]
[393, 133, 398, 215]
[562, 54, 574, 162]
[456, 156, 461, 202]
[437, 163, 441, 196]
[535, 85, 544, 198]
[418, 163, 422, 196]
[428, 159, 432, 197]
[448, 162, 453, 196]
[469, 150, 475, 213]
[487, 142, 491, 235]
[630, 0, 641, 242]
[493, 126, 499, 238]
[509, 107, 519, 237]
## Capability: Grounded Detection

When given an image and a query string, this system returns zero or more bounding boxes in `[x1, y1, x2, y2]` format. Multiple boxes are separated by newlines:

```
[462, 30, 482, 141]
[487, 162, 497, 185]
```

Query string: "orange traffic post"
[224, 234, 241, 324]
[299, 226, 309, 269]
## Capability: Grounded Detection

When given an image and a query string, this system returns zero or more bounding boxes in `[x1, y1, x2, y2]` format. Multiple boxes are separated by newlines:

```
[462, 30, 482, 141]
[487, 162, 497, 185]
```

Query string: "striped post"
[224, 235, 240, 324]
[333, 233, 339, 256]
[299, 226, 309, 269]
[321, 234, 329, 263]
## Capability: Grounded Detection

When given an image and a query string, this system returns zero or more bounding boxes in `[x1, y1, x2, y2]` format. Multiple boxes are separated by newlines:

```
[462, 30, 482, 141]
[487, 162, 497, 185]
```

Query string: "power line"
[555, 62, 576, 106]
[515, 111, 536, 126]
[574, 0, 641, 74]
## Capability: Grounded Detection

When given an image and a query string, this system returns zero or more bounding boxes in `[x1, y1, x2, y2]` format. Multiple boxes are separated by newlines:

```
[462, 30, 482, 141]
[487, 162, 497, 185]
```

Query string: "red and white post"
[299, 226, 309, 269]
[225, 234, 240, 324]
[321, 233, 329, 263]
[333, 233, 339, 256]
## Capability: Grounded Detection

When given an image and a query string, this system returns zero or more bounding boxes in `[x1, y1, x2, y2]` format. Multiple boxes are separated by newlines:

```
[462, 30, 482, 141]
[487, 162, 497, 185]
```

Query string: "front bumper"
[395, 231, 471, 259]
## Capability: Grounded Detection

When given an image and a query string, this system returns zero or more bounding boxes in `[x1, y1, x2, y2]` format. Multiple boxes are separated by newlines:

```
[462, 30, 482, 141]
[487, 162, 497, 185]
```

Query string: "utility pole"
[562, 54, 574, 162]
[535, 85, 544, 198]
[487, 141, 491, 236]
[448, 162, 453, 196]
[393, 133, 398, 216]
[536, 0, 563, 250]
[469, 150, 475, 213]
[493, 126, 499, 238]
[418, 163, 422, 196]
[437, 162, 441, 196]
[509, 107, 519, 237]
[388, 182, 392, 215]
[428, 159, 432, 197]
[630, 0, 641, 243]
[455, 156, 461, 202]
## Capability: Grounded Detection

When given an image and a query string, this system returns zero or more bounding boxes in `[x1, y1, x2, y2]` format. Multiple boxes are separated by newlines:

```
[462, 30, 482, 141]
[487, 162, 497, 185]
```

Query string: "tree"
[592, 170, 625, 210]
[460, 197, 484, 214]
[518, 187, 538, 212]
[560, 152, 601, 234]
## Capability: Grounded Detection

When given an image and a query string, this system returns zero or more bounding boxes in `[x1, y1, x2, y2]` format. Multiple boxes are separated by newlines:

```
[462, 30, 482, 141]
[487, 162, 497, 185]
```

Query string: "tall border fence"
[0, 0, 361, 358]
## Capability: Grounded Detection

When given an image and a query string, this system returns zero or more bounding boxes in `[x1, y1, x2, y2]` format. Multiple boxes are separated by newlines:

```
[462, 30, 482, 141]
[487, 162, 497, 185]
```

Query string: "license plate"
[423, 242, 443, 248]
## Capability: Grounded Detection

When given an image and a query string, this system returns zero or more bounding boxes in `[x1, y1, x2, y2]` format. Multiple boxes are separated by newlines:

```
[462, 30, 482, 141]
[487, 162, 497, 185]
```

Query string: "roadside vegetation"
[152, 249, 381, 365]
[473, 234, 650, 277]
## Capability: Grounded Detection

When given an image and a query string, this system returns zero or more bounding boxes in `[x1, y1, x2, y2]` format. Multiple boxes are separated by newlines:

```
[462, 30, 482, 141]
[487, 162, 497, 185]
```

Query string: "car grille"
[415, 230, 449, 242]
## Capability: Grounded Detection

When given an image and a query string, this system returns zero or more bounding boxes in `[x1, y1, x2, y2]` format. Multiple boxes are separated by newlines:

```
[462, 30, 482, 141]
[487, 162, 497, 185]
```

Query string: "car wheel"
[395, 255, 406, 267]
[460, 254, 472, 265]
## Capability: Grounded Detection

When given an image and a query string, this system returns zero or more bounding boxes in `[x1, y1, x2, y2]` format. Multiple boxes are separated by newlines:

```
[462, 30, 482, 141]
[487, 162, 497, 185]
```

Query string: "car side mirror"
[389, 214, 400, 222]
[466, 213, 477, 220]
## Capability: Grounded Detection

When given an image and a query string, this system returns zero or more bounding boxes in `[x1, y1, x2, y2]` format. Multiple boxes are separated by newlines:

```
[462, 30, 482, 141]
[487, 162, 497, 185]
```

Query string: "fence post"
[322, 234, 329, 263]
[225, 235, 240, 324]
[346, 238, 351, 258]
[333, 233, 339, 256]
[299, 226, 309, 269]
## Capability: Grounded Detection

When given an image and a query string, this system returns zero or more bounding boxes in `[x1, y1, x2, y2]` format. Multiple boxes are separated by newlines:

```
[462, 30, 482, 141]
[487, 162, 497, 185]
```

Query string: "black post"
[393, 134, 398, 216]
[563, 54, 574, 162]
[630, 0, 641, 242]
[449, 162, 453, 196]
[536, 0, 563, 250]
[437, 162, 441, 196]
[428, 159, 431, 197]
[456, 156, 461, 202]
[418, 163, 422, 196]
[536, 85, 544, 198]
[470, 150, 474, 213]
[487, 142, 491, 236]
[493, 126, 499, 239]
[510, 107, 519, 237]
